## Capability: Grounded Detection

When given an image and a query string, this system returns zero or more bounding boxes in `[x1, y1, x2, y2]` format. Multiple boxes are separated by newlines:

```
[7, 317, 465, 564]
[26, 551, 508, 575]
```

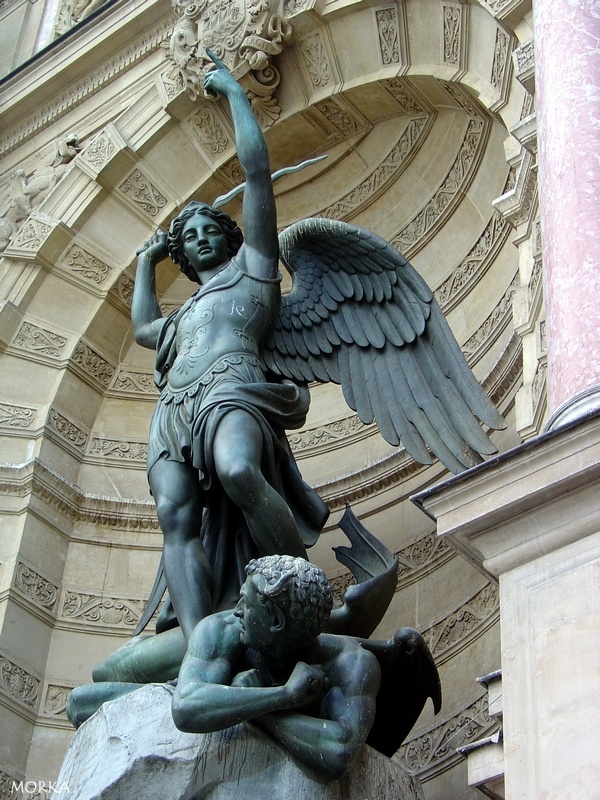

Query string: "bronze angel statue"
[131, 51, 505, 642]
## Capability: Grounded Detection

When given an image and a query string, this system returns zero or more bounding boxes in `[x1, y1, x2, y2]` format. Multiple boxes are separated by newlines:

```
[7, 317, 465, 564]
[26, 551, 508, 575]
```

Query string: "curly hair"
[245, 555, 333, 644]
[167, 202, 244, 283]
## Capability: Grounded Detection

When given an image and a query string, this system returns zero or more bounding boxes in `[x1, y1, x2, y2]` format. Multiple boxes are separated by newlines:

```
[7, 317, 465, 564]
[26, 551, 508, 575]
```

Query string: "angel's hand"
[136, 229, 169, 264]
[203, 49, 241, 100]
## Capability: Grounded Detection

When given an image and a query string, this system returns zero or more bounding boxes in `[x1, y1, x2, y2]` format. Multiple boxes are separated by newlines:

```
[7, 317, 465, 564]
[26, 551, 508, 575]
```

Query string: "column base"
[545, 383, 600, 431]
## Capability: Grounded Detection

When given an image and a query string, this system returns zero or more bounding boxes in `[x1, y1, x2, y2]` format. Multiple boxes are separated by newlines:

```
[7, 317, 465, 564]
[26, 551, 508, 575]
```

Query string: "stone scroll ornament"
[163, 0, 292, 123]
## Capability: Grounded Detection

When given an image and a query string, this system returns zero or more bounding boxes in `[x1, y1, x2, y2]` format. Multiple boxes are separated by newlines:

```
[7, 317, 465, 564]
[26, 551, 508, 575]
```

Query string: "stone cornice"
[0, 2, 175, 157]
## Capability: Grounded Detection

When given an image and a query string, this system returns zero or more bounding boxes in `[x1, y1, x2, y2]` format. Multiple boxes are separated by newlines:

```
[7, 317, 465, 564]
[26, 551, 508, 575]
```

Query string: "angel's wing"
[264, 218, 505, 474]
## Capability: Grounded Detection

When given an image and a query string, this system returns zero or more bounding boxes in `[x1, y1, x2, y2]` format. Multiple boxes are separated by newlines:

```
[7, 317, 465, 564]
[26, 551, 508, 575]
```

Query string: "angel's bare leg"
[213, 409, 307, 559]
[148, 458, 212, 640]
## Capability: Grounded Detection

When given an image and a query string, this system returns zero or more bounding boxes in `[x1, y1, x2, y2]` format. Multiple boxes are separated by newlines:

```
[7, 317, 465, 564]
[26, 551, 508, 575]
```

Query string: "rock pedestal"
[57, 683, 424, 800]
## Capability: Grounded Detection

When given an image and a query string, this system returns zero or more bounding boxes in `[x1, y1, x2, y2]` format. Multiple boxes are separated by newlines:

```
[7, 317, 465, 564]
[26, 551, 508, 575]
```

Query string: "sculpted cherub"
[130, 50, 505, 644]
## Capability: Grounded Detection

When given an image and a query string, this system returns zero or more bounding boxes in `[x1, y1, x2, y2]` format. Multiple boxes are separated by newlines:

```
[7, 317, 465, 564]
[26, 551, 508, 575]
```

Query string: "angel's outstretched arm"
[204, 52, 277, 278]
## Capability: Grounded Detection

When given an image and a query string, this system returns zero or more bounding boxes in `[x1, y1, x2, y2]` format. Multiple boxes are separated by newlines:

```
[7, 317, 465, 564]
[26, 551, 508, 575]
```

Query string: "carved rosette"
[161, 0, 292, 125]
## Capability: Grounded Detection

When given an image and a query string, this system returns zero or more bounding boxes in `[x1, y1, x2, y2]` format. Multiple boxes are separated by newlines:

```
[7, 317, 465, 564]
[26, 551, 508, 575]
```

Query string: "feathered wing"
[263, 218, 505, 474]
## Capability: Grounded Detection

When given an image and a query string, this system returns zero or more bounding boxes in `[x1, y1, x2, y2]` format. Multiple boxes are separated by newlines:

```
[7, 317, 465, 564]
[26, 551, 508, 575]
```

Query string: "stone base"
[57, 684, 424, 800]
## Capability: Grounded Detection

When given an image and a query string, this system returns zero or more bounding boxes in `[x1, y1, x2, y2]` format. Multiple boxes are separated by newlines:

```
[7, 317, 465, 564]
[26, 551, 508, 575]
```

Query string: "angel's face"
[181, 213, 229, 278]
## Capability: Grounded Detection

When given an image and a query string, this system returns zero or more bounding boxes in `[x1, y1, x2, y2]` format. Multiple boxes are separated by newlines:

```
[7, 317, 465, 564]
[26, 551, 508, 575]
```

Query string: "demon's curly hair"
[245, 555, 333, 644]
[167, 201, 244, 283]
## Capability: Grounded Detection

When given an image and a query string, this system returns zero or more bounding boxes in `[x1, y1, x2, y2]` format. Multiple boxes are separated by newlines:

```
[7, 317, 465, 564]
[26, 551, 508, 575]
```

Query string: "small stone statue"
[130, 51, 504, 644]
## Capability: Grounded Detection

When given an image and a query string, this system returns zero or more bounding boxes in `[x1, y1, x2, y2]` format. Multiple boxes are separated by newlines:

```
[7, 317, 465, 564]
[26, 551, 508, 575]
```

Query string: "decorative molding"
[60, 590, 146, 629]
[71, 340, 115, 389]
[483, 331, 523, 409]
[0, 402, 36, 429]
[314, 98, 361, 137]
[462, 273, 518, 362]
[13, 563, 59, 613]
[0, 655, 40, 710]
[442, 4, 462, 66]
[300, 32, 332, 89]
[376, 6, 400, 66]
[110, 369, 157, 396]
[88, 437, 148, 463]
[79, 129, 119, 173]
[397, 693, 499, 781]
[46, 408, 88, 452]
[0, 18, 176, 158]
[440, 81, 481, 118]
[421, 582, 499, 665]
[59, 244, 112, 286]
[435, 211, 511, 313]
[0, 768, 21, 800]
[117, 169, 167, 218]
[41, 682, 72, 720]
[6, 214, 56, 255]
[187, 106, 231, 156]
[491, 26, 512, 96]
[382, 79, 427, 115]
[108, 273, 135, 313]
[0, 460, 159, 533]
[320, 116, 430, 221]
[391, 118, 487, 254]
[287, 414, 368, 456]
[12, 321, 68, 360]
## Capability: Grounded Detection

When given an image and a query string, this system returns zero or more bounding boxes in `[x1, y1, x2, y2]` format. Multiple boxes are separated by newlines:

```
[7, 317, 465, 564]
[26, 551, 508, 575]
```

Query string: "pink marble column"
[534, 0, 600, 429]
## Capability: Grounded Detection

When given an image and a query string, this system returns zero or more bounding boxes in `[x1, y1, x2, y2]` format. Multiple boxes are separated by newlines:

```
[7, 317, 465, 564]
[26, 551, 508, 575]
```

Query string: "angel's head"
[167, 201, 243, 283]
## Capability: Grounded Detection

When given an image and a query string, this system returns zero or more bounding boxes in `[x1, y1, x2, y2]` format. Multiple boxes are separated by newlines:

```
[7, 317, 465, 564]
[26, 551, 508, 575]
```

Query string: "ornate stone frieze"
[391, 118, 487, 253]
[0, 402, 36, 429]
[4, 213, 60, 259]
[442, 4, 462, 66]
[59, 244, 112, 286]
[321, 117, 430, 221]
[434, 211, 511, 313]
[79, 129, 119, 174]
[187, 106, 231, 155]
[376, 6, 400, 66]
[46, 408, 88, 451]
[462, 273, 518, 361]
[41, 682, 72, 720]
[531, 359, 547, 408]
[421, 582, 499, 665]
[0, 768, 21, 800]
[300, 32, 332, 89]
[88, 437, 148, 462]
[0, 655, 40, 710]
[493, 150, 537, 227]
[0, 19, 175, 158]
[382, 79, 427, 115]
[491, 26, 511, 93]
[13, 563, 59, 612]
[539, 319, 546, 353]
[314, 99, 361, 137]
[12, 321, 68, 360]
[440, 80, 482, 117]
[397, 693, 499, 780]
[287, 415, 368, 457]
[109, 273, 135, 310]
[110, 369, 157, 395]
[60, 591, 146, 629]
[117, 169, 168, 218]
[71, 340, 115, 389]
[483, 331, 523, 408]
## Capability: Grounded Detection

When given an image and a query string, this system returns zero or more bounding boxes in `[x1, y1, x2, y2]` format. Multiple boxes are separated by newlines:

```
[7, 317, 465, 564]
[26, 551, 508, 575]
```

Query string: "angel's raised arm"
[204, 52, 277, 277]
